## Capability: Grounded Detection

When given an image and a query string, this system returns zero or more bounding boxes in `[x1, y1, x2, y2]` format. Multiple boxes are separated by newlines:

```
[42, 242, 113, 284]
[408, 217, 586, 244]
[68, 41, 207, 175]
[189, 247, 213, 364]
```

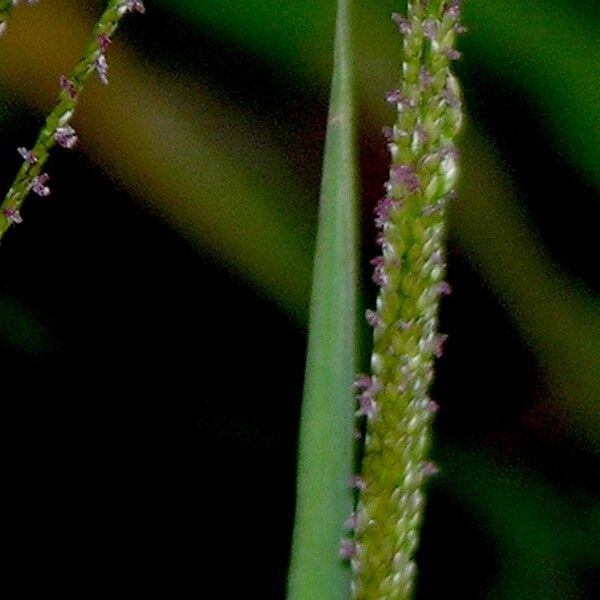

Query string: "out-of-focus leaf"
[440, 443, 599, 600]
[152, 0, 336, 82]
[461, 0, 600, 192]
[456, 128, 600, 449]
[288, 1, 358, 598]
[157, 0, 600, 193]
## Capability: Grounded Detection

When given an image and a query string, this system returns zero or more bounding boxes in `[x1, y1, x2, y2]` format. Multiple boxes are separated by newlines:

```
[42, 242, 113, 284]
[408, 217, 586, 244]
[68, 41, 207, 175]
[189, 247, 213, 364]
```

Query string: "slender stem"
[0, 0, 144, 241]
[351, 1, 464, 598]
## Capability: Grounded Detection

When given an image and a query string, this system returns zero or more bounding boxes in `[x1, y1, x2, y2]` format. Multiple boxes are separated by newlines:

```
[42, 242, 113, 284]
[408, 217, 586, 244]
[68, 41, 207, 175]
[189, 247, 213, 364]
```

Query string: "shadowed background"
[0, 1, 598, 598]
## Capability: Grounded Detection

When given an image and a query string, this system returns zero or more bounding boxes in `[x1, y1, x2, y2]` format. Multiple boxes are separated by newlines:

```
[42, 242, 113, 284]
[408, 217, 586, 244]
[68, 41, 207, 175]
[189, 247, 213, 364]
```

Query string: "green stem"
[0, 0, 143, 240]
[351, 2, 463, 598]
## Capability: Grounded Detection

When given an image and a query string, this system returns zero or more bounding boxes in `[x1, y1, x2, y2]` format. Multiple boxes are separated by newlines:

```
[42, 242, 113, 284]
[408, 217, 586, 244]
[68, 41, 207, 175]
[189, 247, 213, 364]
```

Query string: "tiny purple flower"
[356, 393, 378, 420]
[95, 53, 109, 85]
[54, 125, 78, 149]
[381, 126, 393, 141]
[436, 281, 452, 296]
[390, 164, 420, 193]
[365, 309, 381, 328]
[17, 147, 38, 165]
[344, 512, 358, 531]
[31, 173, 50, 197]
[385, 89, 402, 104]
[391, 13, 411, 35]
[3, 207, 23, 224]
[353, 374, 372, 391]
[118, 0, 146, 14]
[444, 1, 462, 21]
[422, 18, 438, 41]
[419, 66, 433, 89]
[442, 88, 461, 109]
[374, 196, 398, 228]
[434, 333, 448, 358]
[59, 75, 78, 101]
[370, 256, 387, 286]
[349, 475, 367, 491]
[425, 400, 440, 413]
[339, 538, 356, 560]
[98, 32, 112, 53]
[444, 47, 462, 61]
[422, 461, 440, 477]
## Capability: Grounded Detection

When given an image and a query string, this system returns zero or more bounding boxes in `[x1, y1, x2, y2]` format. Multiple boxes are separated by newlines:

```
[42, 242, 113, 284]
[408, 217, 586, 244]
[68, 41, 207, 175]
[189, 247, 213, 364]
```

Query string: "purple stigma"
[390, 164, 420, 192]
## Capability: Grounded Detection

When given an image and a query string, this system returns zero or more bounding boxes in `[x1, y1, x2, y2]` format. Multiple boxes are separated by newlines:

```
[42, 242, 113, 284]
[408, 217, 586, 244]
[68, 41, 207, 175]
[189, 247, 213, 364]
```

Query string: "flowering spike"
[352, 0, 463, 597]
[0, 0, 145, 240]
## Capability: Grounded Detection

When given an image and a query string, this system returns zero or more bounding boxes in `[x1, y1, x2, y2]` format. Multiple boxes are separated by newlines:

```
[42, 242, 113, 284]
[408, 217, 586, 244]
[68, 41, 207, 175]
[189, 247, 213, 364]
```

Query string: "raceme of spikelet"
[0, 0, 145, 241]
[344, 2, 465, 599]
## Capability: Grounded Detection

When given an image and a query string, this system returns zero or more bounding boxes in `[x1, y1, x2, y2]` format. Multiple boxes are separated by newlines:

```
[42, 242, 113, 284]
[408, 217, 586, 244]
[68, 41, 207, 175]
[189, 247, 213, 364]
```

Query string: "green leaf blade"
[287, 1, 359, 598]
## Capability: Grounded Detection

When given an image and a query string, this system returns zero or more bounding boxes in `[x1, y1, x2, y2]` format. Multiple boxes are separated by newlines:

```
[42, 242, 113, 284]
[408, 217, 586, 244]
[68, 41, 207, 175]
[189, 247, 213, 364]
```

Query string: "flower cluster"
[0, 0, 144, 239]
[346, 2, 465, 599]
